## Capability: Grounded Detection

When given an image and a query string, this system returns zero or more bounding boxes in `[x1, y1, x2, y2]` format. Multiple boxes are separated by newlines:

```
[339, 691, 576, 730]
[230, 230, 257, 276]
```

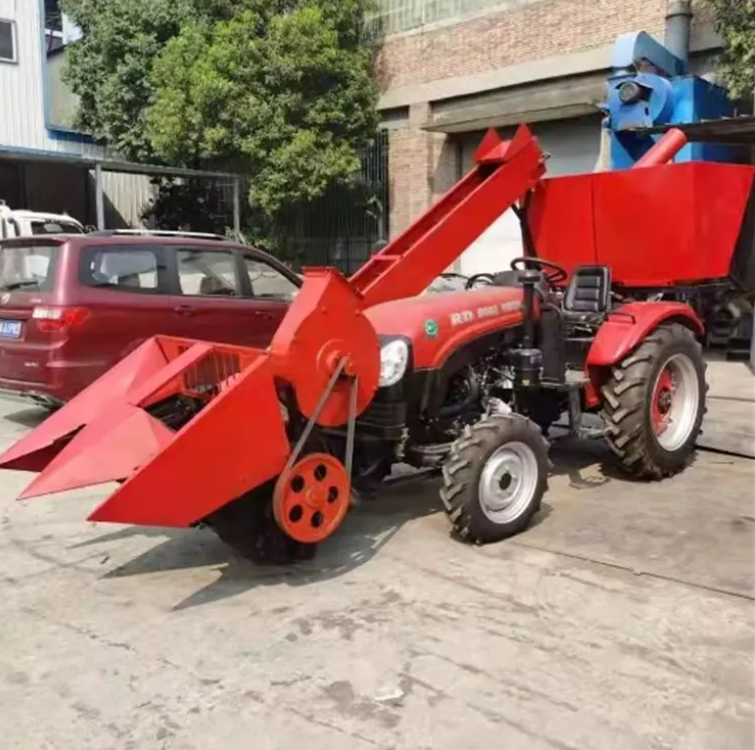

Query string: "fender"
[586, 301, 704, 368]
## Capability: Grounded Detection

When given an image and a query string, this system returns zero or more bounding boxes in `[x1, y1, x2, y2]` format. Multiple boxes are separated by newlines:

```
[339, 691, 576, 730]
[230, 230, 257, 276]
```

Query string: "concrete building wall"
[377, 0, 720, 250]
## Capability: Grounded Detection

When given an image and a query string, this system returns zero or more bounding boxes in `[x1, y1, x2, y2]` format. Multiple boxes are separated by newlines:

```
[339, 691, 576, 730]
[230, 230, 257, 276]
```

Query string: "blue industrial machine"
[604, 31, 737, 169]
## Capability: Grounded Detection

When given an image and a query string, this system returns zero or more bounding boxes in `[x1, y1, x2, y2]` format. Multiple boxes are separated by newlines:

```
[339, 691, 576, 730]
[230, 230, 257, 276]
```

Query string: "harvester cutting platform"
[2, 124, 753, 562]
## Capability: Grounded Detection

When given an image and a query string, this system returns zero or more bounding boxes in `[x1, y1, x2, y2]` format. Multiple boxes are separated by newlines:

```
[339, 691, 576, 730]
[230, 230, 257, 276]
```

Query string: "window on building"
[44, 0, 64, 54]
[0, 20, 17, 63]
[45, 0, 63, 31]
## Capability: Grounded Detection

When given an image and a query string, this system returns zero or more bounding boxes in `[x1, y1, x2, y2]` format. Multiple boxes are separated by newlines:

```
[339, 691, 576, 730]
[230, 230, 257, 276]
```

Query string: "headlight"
[379, 339, 409, 387]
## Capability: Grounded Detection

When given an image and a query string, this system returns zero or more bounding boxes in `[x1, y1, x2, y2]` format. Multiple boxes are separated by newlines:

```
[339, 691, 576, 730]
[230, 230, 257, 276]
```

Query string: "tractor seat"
[562, 265, 611, 320]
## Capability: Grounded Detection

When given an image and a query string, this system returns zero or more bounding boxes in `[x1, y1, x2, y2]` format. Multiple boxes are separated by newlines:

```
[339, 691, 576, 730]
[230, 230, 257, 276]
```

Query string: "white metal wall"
[457, 115, 603, 276]
[0, 0, 153, 227]
[0, 0, 102, 157]
[98, 172, 154, 228]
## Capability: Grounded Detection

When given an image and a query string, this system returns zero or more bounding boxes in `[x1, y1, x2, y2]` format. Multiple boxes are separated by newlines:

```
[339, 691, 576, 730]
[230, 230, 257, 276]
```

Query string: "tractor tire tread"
[601, 323, 706, 481]
[440, 413, 549, 545]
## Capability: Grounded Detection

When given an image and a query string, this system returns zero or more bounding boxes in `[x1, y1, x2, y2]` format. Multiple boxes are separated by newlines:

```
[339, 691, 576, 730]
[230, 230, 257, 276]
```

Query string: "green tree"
[706, 0, 755, 99]
[60, 0, 196, 160]
[60, 0, 379, 240]
[146, 1, 379, 220]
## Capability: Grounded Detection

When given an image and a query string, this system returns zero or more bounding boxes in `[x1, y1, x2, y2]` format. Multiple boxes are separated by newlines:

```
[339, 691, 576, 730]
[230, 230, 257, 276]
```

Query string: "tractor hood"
[365, 286, 525, 370]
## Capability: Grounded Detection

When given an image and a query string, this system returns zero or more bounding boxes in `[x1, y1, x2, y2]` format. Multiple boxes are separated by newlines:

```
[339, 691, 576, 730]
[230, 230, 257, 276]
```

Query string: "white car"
[0, 202, 85, 239]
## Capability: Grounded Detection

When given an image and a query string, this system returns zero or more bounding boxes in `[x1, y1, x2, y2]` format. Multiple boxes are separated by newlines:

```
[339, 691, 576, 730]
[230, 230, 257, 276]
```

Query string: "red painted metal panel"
[592, 163, 754, 286]
[270, 269, 381, 427]
[0, 337, 169, 472]
[530, 162, 755, 287]
[527, 175, 598, 275]
[365, 286, 525, 370]
[88, 353, 290, 527]
[352, 125, 546, 307]
[19, 403, 175, 500]
[586, 301, 704, 368]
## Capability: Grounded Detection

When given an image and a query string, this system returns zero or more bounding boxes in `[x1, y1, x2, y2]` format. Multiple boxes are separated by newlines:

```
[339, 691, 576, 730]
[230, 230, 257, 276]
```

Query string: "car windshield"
[30, 220, 84, 235]
[0, 245, 57, 292]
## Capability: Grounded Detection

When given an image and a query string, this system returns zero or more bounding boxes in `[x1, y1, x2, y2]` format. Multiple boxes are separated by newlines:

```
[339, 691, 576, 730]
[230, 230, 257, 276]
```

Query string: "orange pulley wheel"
[273, 453, 350, 544]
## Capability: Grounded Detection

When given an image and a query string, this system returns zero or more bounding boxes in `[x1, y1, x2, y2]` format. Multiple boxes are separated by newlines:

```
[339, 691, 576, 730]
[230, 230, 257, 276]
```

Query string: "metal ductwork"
[665, 0, 693, 64]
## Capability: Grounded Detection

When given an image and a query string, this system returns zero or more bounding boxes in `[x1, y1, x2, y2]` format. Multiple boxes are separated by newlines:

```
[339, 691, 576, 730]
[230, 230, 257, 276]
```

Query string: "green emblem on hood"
[424, 319, 439, 338]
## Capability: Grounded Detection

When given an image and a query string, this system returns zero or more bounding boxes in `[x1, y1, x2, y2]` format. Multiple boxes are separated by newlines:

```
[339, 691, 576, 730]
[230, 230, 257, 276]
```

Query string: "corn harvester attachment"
[0, 266, 393, 559]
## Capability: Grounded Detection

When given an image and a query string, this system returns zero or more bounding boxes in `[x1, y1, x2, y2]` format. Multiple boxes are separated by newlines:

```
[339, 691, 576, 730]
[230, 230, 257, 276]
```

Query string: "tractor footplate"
[273, 453, 350, 544]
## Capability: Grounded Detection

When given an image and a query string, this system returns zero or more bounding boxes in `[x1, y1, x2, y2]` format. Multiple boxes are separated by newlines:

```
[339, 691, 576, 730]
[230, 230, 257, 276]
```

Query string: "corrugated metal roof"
[0, 146, 238, 179]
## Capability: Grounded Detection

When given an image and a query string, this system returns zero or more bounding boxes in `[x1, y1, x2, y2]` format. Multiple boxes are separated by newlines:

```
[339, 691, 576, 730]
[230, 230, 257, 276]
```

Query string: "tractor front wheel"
[601, 323, 706, 479]
[440, 414, 549, 544]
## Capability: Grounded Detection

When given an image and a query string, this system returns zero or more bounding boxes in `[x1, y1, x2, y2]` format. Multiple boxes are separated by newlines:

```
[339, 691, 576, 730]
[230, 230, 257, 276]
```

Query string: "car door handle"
[173, 305, 196, 317]
[254, 311, 274, 321]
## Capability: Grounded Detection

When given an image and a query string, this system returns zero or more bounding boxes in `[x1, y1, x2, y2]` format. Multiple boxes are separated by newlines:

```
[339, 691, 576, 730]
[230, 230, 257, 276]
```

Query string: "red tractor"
[1, 125, 750, 563]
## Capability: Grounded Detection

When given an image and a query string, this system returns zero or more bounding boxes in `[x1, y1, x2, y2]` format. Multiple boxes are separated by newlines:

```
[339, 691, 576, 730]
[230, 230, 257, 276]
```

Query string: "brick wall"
[379, 0, 715, 238]
[375, 0, 677, 92]
[388, 103, 460, 236]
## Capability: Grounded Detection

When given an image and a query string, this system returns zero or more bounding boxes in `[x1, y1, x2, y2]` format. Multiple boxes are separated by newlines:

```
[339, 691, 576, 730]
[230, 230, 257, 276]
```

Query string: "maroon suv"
[0, 231, 301, 407]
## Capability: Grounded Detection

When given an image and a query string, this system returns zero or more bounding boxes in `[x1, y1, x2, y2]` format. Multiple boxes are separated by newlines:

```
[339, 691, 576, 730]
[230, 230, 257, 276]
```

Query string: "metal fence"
[286, 130, 390, 275]
[144, 131, 390, 277]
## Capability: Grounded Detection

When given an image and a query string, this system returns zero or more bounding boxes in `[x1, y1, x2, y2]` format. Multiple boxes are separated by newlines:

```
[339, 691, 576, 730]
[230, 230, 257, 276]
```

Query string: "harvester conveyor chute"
[0, 125, 547, 540]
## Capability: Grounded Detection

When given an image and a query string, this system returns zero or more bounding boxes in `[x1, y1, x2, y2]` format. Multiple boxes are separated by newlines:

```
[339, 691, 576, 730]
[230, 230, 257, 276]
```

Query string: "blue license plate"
[0, 320, 22, 339]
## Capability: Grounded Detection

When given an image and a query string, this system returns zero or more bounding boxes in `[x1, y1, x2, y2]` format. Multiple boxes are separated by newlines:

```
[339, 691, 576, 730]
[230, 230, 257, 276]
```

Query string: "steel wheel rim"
[651, 353, 700, 452]
[478, 441, 538, 524]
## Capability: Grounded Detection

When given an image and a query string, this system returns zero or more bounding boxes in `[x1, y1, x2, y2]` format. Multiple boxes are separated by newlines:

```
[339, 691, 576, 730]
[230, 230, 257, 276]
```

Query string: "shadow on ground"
[2, 406, 51, 430]
[69, 436, 630, 611]
[82, 475, 445, 610]
[548, 433, 626, 489]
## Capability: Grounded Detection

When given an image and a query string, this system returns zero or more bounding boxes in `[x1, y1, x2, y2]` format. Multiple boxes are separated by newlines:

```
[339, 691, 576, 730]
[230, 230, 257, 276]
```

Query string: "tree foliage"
[61, 0, 380, 230]
[60, 0, 196, 161]
[147, 1, 379, 217]
[706, 0, 755, 99]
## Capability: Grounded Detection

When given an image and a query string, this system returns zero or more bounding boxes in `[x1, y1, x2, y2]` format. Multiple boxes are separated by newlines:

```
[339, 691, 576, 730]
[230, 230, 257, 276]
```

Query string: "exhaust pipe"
[665, 0, 693, 64]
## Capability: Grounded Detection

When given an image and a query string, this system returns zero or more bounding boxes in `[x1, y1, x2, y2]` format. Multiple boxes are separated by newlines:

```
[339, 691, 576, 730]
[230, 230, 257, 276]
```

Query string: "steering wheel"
[465, 273, 496, 290]
[510, 257, 568, 285]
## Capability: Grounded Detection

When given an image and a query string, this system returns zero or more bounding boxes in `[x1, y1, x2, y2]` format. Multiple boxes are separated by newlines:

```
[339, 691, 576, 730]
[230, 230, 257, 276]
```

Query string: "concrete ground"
[0, 362, 753, 750]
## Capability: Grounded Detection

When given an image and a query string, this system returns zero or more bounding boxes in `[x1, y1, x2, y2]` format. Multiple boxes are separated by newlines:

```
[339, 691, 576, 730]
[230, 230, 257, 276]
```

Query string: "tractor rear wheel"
[601, 322, 706, 479]
[440, 414, 549, 544]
